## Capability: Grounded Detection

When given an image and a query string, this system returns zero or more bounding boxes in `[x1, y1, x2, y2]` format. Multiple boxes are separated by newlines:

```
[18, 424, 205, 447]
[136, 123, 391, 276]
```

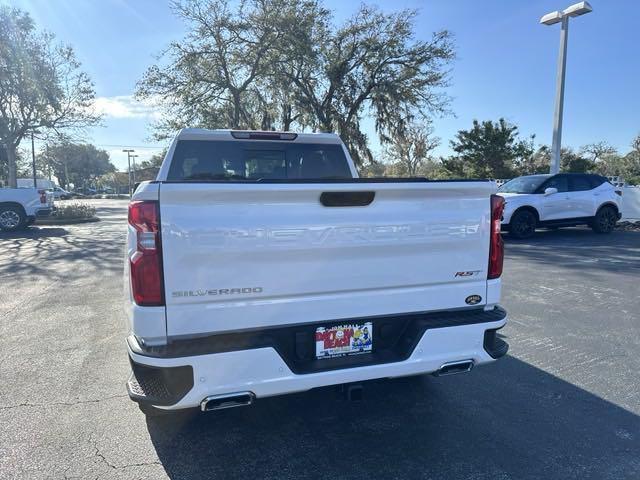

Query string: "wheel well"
[0, 202, 26, 215]
[510, 206, 540, 224]
[597, 202, 618, 214]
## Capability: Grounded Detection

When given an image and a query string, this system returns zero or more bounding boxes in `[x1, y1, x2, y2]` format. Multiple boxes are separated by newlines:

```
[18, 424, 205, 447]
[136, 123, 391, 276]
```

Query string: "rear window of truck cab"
[166, 140, 352, 181]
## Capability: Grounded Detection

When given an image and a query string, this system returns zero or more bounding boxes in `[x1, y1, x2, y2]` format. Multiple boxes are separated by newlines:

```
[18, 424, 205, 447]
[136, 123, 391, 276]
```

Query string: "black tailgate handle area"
[320, 191, 375, 207]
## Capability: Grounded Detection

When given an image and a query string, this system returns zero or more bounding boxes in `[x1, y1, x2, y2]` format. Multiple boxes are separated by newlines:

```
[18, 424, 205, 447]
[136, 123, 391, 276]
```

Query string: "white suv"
[498, 173, 622, 239]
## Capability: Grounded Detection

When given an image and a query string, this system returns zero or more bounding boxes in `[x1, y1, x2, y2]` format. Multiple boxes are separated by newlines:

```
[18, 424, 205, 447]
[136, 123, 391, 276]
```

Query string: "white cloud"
[94, 95, 162, 119]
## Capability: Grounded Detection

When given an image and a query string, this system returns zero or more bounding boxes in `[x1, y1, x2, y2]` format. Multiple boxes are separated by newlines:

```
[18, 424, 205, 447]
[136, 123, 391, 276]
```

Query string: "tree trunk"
[6, 144, 17, 188]
[320, 116, 333, 133]
[282, 105, 292, 132]
[63, 161, 70, 189]
[231, 91, 241, 128]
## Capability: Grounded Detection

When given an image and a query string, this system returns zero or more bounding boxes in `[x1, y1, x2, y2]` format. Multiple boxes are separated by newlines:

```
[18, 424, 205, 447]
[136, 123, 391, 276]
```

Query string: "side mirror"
[544, 187, 558, 196]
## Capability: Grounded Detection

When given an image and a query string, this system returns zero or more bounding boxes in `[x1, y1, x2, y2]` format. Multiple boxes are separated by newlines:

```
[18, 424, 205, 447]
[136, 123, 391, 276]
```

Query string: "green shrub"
[52, 203, 96, 219]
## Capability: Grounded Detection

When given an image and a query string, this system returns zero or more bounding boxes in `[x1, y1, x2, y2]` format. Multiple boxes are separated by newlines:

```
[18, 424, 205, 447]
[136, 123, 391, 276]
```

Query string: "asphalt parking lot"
[1, 199, 639, 480]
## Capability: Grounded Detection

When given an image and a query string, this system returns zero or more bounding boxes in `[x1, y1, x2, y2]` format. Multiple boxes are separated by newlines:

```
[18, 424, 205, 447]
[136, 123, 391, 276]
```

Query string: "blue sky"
[5, 0, 640, 171]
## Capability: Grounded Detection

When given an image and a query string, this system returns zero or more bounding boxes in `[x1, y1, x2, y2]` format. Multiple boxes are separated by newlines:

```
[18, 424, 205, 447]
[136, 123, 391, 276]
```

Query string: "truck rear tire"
[0, 205, 27, 232]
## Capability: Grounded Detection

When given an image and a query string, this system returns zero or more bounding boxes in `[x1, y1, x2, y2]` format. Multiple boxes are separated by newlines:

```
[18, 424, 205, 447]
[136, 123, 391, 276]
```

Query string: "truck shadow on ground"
[146, 356, 640, 480]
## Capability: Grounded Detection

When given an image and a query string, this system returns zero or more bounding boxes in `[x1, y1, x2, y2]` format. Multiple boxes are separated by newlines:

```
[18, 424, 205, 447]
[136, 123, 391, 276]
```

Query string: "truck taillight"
[488, 194, 505, 279]
[128, 200, 164, 306]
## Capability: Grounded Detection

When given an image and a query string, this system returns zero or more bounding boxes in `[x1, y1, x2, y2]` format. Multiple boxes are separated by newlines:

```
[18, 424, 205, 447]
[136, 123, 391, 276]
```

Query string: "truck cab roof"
[176, 128, 343, 145]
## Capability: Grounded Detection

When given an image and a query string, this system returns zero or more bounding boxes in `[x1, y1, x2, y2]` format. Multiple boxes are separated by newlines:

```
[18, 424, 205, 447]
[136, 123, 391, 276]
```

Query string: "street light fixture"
[122, 149, 135, 195]
[540, 1, 592, 174]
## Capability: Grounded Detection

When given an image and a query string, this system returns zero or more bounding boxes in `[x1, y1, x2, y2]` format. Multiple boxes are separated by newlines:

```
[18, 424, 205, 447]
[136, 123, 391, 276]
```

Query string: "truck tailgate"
[159, 181, 495, 337]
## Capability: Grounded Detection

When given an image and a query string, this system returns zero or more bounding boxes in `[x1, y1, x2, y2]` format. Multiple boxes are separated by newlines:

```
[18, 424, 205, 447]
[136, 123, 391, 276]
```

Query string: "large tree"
[512, 138, 548, 176]
[579, 141, 622, 178]
[40, 143, 114, 189]
[627, 133, 640, 183]
[580, 141, 617, 163]
[137, 0, 455, 165]
[279, 4, 454, 165]
[560, 148, 593, 173]
[137, 0, 313, 136]
[631, 132, 640, 157]
[593, 135, 640, 184]
[0, 7, 101, 187]
[138, 148, 168, 170]
[448, 119, 533, 178]
[526, 145, 593, 174]
[383, 122, 440, 176]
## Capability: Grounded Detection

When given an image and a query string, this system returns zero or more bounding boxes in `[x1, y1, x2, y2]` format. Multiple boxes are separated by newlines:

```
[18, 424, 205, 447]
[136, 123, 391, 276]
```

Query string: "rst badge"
[455, 270, 481, 278]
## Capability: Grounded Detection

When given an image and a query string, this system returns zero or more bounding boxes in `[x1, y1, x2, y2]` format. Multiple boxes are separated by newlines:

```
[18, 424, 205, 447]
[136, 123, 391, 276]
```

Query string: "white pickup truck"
[0, 188, 54, 231]
[124, 129, 508, 416]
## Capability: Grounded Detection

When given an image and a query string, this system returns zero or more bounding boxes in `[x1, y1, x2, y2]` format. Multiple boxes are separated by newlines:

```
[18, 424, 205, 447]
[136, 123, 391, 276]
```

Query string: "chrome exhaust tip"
[434, 359, 475, 377]
[200, 392, 255, 412]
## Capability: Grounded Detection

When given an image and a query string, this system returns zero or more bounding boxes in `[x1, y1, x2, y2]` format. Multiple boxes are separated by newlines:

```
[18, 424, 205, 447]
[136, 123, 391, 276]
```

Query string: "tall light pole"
[31, 132, 38, 188]
[130, 154, 139, 185]
[540, 1, 592, 174]
[122, 149, 134, 195]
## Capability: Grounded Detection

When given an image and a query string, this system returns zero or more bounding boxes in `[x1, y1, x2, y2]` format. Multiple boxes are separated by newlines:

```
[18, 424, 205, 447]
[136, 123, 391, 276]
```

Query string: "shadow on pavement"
[0, 222, 123, 280]
[0, 226, 68, 240]
[146, 356, 640, 480]
[503, 228, 640, 273]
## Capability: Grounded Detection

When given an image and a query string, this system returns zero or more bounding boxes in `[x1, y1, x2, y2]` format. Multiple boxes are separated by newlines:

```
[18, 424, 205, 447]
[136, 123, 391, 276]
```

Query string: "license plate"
[315, 322, 373, 359]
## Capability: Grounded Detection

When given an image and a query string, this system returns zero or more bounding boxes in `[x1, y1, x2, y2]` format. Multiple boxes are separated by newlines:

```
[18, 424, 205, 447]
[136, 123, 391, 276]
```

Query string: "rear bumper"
[127, 307, 508, 409]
